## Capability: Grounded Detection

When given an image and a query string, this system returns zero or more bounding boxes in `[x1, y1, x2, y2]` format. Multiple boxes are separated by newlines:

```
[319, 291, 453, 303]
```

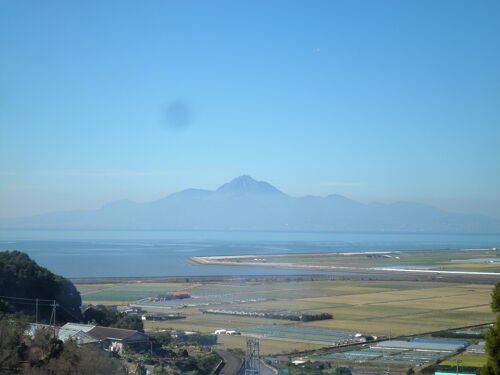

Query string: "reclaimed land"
[75, 278, 497, 354]
[189, 248, 500, 281]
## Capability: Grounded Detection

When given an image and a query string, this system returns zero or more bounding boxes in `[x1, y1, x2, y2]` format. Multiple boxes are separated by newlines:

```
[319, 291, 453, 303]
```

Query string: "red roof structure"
[170, 291, 191, 298]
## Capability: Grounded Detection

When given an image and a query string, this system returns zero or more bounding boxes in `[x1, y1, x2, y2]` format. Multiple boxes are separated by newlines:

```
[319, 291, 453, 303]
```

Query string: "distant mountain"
[2, 175, 500, 233]
[216, 175, 285, 196]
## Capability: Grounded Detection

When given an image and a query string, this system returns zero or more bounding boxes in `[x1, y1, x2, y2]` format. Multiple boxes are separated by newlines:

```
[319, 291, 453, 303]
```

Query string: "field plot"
[134, 281, 348, 309]
[441, 353, 487, 367]
[238, 325, 357, 345]
[78, 282, 192, 304]
[138, 293, 273, 308]
[309, 346, 451, 369]
[306, 339, 468, 370]
[77, 279, 496, 354]
[216, 334, 325, 355]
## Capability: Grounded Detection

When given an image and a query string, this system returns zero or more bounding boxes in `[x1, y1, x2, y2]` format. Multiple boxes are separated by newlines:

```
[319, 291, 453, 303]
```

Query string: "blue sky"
[0, 0, 499, 219]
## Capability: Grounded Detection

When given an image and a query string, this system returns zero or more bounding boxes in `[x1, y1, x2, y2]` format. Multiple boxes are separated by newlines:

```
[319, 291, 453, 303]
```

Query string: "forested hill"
[0, 251, 82, 323]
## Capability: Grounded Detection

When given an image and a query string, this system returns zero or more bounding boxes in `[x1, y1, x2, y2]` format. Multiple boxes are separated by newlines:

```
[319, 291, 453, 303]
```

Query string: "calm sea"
[0, 230, 499, 278]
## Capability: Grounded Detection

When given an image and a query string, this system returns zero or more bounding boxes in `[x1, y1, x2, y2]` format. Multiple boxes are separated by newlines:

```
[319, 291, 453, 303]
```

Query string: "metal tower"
[244, 338, 260, 375]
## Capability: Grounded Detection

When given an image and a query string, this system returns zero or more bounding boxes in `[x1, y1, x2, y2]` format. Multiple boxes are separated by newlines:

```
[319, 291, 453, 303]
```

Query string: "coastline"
[189, 248, 500, 278]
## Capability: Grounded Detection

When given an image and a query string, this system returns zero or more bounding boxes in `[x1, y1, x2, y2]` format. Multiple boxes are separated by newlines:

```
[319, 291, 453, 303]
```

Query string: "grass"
[76, 282, 191, 303]
[441, 353, 488, 367]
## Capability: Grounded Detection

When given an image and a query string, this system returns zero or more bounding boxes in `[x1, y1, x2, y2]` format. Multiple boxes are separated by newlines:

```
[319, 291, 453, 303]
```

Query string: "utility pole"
[50, 300, 57, 338]
[35, 298, 38, 324]
[456, 359, 462, 375]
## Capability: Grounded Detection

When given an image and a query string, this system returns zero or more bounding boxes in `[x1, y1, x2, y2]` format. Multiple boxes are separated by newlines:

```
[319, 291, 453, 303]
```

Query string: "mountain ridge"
[2, 175, 499, 233]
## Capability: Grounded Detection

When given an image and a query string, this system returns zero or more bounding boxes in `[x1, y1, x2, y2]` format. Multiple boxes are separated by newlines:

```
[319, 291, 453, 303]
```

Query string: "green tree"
[149, 332, 172, 348]
[112, 314, 143, 331]
[0, 251, 82, 323]
[83, 306, 143, 331]
[482, 282, 500, 375]
[335, 367, 352, 375]
[491, 281, 500, 313]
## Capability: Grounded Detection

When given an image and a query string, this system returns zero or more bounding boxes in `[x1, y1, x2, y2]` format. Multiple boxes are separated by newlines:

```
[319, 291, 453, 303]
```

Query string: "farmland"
[78, 282, 193, 304]
[441, 353, 488, 367]
[75, 278, 496, 355]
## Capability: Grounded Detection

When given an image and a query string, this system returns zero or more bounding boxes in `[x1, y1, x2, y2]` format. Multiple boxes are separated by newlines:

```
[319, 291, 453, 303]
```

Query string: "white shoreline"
[190, 249, 500, 277]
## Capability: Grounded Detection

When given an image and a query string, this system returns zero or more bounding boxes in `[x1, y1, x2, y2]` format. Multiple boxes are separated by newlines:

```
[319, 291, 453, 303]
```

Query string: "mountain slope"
[2, 175, 499, 233]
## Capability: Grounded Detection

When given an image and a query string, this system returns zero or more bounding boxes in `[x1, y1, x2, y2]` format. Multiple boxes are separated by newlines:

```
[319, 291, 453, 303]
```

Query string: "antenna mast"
[244, 338, 260, 375]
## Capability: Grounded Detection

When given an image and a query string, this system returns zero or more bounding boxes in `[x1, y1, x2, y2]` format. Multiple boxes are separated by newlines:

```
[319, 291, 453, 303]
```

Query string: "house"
[58, 323, 99, 345]
[60, 322, 95, 333]
[26, 322, 148, 354]
[87, 326, 149, 354]
[58, 327, 99, 345]
[26, 323, 99, 346]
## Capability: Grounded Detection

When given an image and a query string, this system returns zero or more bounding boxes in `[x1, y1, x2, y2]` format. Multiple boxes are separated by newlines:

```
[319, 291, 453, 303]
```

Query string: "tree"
[149, 332, 172, 348]
[83, 306, 143, 331]
[111, 315, 143, 331]
[0, 316, 126, 375]
[491, 282, 500, 313]
[0, 319, 26, 374]
[335, 367, 352, 375]
[0, 251, 82, 323]
[482, 282, 500, 375]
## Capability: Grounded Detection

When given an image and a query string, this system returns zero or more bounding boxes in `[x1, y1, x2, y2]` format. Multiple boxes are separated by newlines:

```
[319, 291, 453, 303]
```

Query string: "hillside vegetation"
[0, 251, 82, 323]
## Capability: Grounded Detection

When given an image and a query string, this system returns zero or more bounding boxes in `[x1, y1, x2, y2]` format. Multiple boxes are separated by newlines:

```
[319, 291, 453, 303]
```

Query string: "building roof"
[88, 326, 147, 342]
[410, 338, 468, 347]
[171, 291, 191, 296]
[61, 323, 96, 333]
[58, 328, 98, 345]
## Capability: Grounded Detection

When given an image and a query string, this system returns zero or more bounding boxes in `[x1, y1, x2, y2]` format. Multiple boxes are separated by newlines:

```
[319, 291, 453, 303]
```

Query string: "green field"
[78, 282, 192, 303]
[441, 353, 488, 367]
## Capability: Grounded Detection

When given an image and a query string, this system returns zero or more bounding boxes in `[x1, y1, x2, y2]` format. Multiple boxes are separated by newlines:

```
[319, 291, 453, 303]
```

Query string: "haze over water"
[1, 230, 499, 278]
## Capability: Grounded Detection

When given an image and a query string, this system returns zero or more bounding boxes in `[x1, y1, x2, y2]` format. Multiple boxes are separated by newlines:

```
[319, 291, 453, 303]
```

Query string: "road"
[216, 350, 243, 375]
[259, 360, 278, 375]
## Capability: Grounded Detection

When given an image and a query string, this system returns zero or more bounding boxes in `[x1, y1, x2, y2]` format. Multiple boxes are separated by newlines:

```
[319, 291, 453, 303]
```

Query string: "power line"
[0, 299, 54, 307]
[57, 304, 83, 323]
[1, 293, 83, 323]
[0, 294, 55, 302]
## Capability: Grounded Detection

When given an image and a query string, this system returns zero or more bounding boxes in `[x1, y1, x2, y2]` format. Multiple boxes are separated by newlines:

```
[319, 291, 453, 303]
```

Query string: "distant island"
[2, 175, 499, 233]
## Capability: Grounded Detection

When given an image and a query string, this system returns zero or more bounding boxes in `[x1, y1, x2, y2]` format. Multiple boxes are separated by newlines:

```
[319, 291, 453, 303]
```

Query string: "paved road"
[259, 360, 278, 375]
[216, 350, 243, 375]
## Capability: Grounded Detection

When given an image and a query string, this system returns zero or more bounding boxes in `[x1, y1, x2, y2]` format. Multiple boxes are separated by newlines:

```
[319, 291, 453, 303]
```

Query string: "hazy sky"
[1, 0, 499, 219]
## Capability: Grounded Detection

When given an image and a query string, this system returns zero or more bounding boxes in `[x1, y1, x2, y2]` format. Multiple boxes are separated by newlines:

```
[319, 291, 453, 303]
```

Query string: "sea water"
[0, 230, 499, 278]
